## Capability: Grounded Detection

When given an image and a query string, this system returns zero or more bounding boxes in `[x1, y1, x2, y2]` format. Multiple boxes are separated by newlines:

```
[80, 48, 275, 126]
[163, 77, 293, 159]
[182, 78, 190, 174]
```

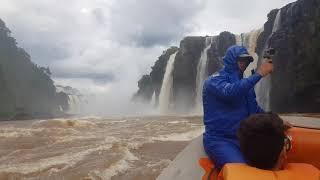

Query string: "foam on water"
[32, 119, 96, 128]
[88, 147, 138, 180]
[0, 116, 204, 179]
[0, 143, 114, 175]
[0, 128, 33, 138]
[152, 127, 204, 141]
[167, 120, 190, 124]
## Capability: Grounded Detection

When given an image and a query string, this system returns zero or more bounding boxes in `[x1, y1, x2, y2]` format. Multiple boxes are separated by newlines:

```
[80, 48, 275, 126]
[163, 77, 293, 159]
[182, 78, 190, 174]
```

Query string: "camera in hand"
[263, 48, 276, 59]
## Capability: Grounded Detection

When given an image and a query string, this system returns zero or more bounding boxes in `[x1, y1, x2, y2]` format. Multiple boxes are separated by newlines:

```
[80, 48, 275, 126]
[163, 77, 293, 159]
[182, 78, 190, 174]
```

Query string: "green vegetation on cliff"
[0, 19, 68, 120]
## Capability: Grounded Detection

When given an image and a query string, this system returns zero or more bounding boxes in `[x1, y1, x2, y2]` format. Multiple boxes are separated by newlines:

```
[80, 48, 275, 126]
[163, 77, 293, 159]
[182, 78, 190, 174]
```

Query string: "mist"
[0, 0, 296, 116]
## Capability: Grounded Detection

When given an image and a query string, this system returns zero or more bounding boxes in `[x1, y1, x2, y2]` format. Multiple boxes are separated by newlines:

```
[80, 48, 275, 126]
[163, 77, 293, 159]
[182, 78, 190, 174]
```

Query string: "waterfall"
[68, 95, 81, 114]
[236, 30, 262, 78]
[150, 91, 156, 107]
[241, 29, 264, 78]
[194, 36, 213, 112]
[272, 10, 282, 33]
[68, 95, 76, 113]
[256, 9, 282, 111]
[56, 85, 84, 115]
[59, 106, 63, 112]
[235, 34, 243, 46]
[158, 52, 178, 113]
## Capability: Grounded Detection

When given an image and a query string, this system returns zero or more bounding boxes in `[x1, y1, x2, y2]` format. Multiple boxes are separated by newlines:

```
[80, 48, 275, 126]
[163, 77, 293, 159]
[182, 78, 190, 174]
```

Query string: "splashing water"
[240, 29, 264, 78]
[194, 37, 213, 113]
[256, 9, 282, 111]
[0, 116, 204, 180]
[159, 52, 178, 113]
[68, 95, 82, 114]
[235, 34, 243, 46]
[150, 91, 156, 107]
[272, 10, 282, 33]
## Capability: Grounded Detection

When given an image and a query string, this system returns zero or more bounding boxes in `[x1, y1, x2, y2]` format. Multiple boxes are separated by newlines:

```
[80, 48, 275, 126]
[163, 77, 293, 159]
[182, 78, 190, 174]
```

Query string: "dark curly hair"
[237, 113, 285, 170]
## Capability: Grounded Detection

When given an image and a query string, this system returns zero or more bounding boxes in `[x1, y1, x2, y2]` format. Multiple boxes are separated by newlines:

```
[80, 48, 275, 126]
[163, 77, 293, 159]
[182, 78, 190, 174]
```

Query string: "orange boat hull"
[287, 127, 320, 169]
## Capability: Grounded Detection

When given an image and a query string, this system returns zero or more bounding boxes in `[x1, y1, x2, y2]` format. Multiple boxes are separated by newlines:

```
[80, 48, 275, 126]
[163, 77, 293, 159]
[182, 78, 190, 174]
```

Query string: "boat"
[156, 115, 320, 180]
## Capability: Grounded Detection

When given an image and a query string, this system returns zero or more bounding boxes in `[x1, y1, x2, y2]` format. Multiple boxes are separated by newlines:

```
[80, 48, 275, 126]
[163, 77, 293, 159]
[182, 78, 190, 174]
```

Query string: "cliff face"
[0, 19, 69, 119]
[256, 0, 320, 112]
[256, 9, 280, 58]
[151, 47, 179, 105]
[207, 31, 235, 75]
[172, 32, 236, 112]
[135, 0, 320, 113]
[56, 85, 86, 114]
[172, 36, 205, 112]
[133, 32, 236, 112]
[133, 47, 178, 105]
[132, 75, 153, 103]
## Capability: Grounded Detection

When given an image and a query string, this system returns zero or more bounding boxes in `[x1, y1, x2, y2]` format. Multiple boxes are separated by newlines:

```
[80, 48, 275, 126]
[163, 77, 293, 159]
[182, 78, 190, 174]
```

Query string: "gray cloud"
[24, 44, 71, 65]
[53, 70, 115, 85]
[0, 0, 207, 83]
[92, 8, 107, 25]
[104, 0, 206, 47]
[190, 0, 296, 35]
[0, 0, 297, 115]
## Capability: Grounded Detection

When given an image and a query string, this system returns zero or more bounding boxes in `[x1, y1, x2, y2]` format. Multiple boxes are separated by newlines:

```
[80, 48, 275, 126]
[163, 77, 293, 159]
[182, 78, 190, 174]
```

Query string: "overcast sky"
[0, 0, 295, 115]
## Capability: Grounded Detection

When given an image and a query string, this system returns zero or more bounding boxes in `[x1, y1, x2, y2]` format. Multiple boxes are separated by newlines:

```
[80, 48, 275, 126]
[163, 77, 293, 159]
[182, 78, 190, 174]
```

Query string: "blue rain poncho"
[202, 45, 264, 168]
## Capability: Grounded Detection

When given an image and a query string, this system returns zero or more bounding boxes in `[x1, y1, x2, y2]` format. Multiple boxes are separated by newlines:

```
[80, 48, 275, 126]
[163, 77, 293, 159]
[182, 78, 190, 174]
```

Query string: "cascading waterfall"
[150, 91, 156, 107]
[235, 34, 243, 46]
[240, 29, 264, 78]
[272, 10, 282, 34]
[59, 106, 63, 112]
[235, 29, 263, 79]
[158, 52, 178, 113]
[56, 85, 84, 115]
[256, 9, 282, 111]
[68, 95, 81, 114]
[195, 36, 213, 112]
[68, 95, 75, 113]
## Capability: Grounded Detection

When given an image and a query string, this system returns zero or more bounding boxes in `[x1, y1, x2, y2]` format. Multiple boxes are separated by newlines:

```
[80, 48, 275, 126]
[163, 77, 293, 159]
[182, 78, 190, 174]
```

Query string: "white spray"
[158, 52, 178, 113]
[68, 95, 83, 115]
[150, 91, 156, 107]
[256, 9, 282, 111]
[194, 37, 213, 113]
[235, 34, 243, 46]
[240, 29, 264, 78]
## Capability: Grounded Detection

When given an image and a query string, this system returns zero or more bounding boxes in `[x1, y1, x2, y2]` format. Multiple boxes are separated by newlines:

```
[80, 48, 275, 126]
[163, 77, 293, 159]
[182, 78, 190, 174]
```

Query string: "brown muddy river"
[0, 115, 204, 180]
[0, 115, 319, 180]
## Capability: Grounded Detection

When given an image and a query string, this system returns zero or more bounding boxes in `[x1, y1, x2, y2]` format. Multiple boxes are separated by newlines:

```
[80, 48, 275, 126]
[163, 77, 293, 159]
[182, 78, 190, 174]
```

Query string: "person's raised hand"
[257, 60, 273, 77]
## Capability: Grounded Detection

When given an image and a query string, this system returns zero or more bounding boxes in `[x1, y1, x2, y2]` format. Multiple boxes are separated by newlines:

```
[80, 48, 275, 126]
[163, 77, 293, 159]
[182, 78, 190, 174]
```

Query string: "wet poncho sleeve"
[206, 73, 262, 99]
[247, 88, 265, 114]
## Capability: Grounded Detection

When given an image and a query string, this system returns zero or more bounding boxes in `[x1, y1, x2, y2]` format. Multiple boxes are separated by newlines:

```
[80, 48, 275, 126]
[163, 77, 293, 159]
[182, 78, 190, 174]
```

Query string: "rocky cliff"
[134, 32, 236, 112]
[173, 32, 236, 112]
[135, 0, 320, 113]
[257, 0, 320, 112]
[0, 18, 69, 120]
[172, 36, 205, 112]
[56, 85, 86, 114]
[133, 47, 178, 105]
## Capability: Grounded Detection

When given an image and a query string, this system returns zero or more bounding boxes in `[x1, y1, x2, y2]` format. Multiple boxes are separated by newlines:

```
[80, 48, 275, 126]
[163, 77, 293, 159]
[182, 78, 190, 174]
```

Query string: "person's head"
[237, 56, 251, 72]
[223, 45, 253, 73]
[237, 113, 290, 170]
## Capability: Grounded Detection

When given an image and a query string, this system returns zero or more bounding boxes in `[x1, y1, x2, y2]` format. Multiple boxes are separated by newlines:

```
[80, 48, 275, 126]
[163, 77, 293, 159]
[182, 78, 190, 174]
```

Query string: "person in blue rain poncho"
[202, 45, 273, 169]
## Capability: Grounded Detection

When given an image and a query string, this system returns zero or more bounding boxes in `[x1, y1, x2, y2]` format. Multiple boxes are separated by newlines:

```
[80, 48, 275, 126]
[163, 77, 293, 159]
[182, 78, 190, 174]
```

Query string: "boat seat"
[221, 163, 319, 180]
[199, 127, 320, 179]
[199, 158, 219, 180]
[287, 127, 320, 169]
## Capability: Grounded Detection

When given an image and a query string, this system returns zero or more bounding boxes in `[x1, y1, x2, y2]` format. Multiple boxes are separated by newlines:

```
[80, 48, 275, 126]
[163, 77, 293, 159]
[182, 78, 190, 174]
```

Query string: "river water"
[0, 115, 204, 180]
[1, 114, 320, 180]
